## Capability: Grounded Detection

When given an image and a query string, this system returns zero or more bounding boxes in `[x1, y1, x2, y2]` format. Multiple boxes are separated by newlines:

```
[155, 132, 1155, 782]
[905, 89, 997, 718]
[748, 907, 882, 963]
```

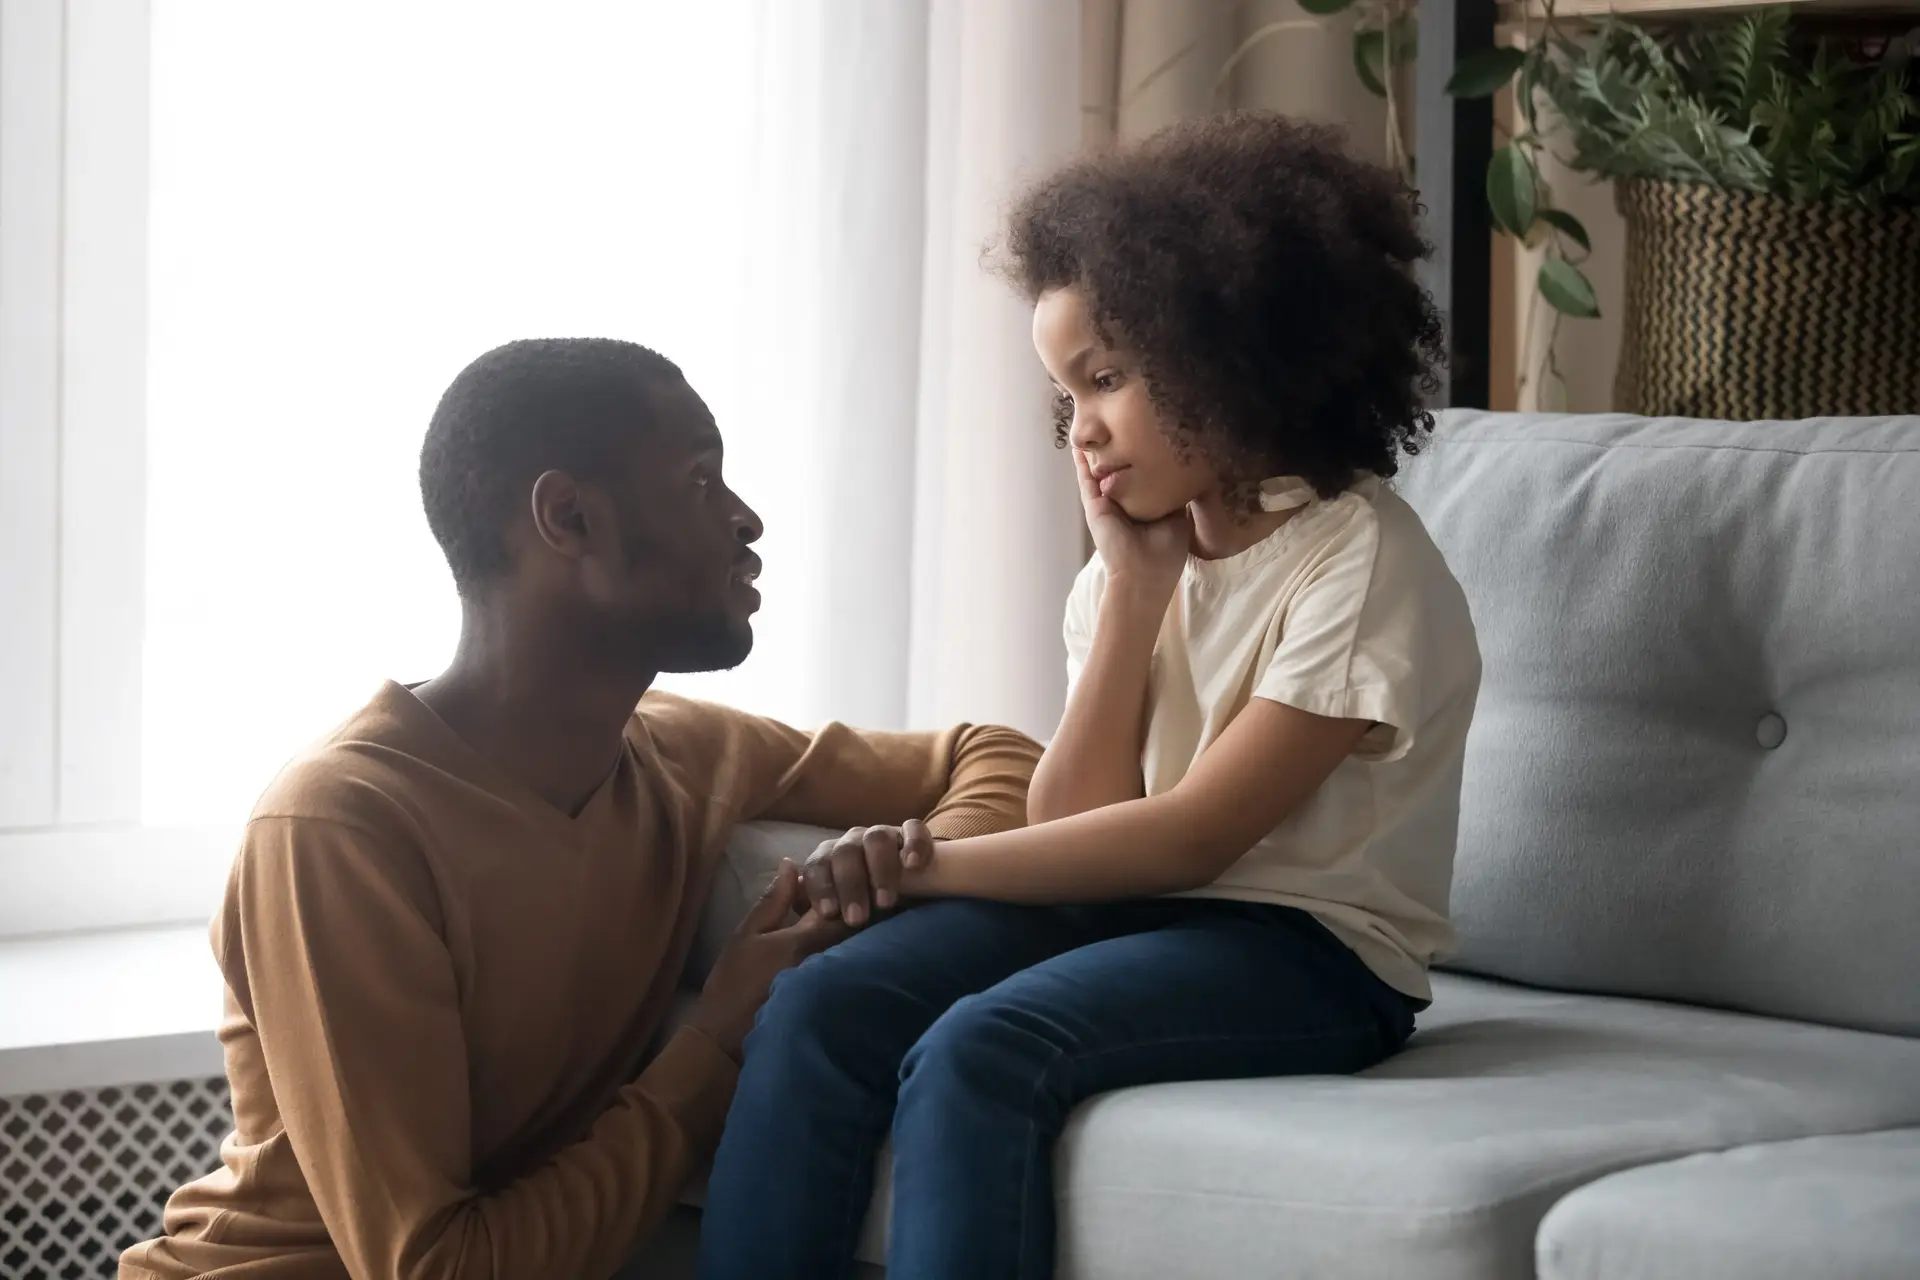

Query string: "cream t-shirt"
[1064, 475, 1480, 1000]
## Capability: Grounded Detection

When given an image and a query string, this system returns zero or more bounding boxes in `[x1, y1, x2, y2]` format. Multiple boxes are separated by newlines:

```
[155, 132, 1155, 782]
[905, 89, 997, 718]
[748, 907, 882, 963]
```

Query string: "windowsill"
[0, 923, 225, 1097]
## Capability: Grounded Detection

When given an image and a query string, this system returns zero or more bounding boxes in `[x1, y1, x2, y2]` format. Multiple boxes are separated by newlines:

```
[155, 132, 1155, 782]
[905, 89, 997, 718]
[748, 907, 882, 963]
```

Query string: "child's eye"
[1093, 371, 1122, 392]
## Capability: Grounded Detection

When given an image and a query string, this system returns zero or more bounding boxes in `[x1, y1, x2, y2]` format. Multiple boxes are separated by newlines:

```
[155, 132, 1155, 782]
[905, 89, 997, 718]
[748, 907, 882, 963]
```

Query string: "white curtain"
[142, 0, 1085, 826]
[705, 0, 1086, 739]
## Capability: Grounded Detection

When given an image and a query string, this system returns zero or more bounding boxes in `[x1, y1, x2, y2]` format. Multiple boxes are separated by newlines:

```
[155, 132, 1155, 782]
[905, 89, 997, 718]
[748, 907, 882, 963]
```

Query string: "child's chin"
[1118, 495, 1185, 523]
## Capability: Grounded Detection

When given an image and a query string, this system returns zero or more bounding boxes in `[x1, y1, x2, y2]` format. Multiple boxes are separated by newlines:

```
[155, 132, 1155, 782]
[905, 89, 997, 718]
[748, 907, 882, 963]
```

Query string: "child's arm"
[1025, 579, 1161, 822]
[1027, 448, 1189, 824]
[909, 697, 1372, 901]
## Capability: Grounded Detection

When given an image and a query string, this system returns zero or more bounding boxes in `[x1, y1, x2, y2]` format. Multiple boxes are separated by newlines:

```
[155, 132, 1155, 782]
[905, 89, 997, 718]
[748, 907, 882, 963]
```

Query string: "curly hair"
[996, 111, 1445, 503]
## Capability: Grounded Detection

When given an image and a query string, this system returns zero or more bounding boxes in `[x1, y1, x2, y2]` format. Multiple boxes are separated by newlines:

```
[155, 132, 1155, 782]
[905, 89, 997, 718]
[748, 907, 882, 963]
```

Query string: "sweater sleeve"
[637, 693, 1041, 840]
[226, 815, 736, 1280]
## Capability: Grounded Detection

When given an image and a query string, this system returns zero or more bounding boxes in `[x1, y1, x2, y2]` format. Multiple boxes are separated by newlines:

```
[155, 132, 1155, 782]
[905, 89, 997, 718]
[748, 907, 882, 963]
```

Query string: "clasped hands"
[798, 820, 935, 927]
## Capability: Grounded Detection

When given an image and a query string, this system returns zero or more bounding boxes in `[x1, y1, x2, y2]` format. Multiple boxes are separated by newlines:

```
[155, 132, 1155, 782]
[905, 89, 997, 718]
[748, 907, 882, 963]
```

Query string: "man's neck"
[416, 602, 656, 818]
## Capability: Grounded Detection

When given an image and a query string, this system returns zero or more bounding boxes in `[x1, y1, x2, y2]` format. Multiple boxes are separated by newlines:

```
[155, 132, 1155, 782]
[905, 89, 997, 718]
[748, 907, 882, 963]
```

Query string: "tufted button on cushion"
[1755, 712, 1787, 750]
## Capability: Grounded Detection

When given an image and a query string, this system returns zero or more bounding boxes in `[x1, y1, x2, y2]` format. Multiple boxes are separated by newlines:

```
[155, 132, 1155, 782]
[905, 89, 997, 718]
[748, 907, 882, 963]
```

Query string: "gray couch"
[647, 411, 1920, 1279]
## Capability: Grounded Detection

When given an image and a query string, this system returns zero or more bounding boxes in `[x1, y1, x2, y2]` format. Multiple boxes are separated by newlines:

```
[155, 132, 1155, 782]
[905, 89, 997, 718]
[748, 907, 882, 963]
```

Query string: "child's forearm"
[905, 792, 1225, 902]
[909, 698, 1376, 906]
[1026, 584, 1166, 823]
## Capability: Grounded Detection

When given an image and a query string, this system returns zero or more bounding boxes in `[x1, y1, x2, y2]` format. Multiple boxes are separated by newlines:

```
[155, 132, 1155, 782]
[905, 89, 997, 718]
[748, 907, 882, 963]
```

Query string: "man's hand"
[800, 821, 934, 927]
[687, 860, 845, 1060]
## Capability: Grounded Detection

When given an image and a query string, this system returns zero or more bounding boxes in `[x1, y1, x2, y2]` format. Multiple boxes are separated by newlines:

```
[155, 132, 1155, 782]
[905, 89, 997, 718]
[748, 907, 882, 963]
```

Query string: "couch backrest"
[1397, 412, 1920, 1036]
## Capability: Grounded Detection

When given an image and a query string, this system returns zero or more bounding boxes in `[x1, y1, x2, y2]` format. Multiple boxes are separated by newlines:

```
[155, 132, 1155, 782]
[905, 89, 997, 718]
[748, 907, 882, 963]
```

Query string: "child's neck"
[1189, 492, 1299, 562]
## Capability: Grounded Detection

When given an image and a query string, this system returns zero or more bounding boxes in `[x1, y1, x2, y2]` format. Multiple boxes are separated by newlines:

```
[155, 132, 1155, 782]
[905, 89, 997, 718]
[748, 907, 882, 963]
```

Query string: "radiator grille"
[0, 1077, 231, 1280]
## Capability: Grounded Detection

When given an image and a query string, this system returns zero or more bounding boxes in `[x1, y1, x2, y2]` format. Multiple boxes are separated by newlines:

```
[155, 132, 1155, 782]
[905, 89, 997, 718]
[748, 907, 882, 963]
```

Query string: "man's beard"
[650, 610, 754, 674]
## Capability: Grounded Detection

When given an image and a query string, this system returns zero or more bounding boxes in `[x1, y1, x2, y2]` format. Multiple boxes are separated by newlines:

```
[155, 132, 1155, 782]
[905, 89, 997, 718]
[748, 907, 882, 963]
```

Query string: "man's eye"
[692, 472, 713, 488]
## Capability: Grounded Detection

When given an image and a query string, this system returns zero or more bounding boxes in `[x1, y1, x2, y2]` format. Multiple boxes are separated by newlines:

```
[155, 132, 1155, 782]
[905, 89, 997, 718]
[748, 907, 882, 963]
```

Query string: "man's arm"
[229, 816, 741, 1280]
[639, 691, 1041, 842]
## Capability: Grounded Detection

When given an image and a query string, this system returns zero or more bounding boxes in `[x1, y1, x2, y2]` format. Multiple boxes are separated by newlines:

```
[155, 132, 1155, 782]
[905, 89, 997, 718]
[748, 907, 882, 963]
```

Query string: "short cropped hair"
[419, 338, 681, 593]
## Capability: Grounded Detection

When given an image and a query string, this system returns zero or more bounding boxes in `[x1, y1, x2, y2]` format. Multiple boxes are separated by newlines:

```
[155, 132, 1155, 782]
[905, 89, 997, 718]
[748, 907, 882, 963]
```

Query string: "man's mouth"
[731, 557, 762, 591]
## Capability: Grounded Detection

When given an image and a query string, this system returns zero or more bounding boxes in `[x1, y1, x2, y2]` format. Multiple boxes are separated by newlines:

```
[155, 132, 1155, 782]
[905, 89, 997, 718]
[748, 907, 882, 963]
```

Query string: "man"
[122, 339, 1039, 1280]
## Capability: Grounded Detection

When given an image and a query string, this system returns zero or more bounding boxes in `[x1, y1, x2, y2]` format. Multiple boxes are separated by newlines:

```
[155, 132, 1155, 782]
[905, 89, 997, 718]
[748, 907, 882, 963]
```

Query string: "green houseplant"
[1234, 4, 1920, 414]
[1476, 8, 1919, 309]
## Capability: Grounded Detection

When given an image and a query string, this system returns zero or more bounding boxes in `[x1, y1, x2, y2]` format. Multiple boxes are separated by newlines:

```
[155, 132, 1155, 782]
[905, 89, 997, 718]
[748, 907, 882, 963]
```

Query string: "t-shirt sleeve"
[1253, 504, 1426, 764]
[1062, 555, 1104, 691]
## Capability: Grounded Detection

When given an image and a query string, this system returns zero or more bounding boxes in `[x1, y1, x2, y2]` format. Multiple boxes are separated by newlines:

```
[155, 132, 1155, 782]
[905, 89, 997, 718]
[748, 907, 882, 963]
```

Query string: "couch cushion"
[1039, 973, 1920, 1280]
[1536, 1129, 1920, 1280]
[681, 829, 1920, 1279]
[1397, 412, 1920, 1035]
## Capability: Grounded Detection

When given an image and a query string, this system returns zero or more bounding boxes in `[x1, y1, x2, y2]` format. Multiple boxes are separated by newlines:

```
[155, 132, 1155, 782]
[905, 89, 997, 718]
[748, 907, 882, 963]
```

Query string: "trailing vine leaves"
[1538, 256, 1601, 318]
[1536, 207, 1592, 251]
[1487, 144, 1540, 236]
[1438, 4, 1601, 318]
[1353, 14, 1418, 97]
[1447, 47, 1528, 100]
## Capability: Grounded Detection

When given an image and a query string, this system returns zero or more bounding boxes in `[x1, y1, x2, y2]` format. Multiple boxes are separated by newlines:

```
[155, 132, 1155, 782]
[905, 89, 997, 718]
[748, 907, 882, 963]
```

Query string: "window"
[1, 1, 825, 934]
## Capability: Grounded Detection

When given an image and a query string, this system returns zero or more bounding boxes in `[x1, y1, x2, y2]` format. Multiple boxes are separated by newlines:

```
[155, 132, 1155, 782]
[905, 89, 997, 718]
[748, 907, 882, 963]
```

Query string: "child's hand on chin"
[1075, 448, 1190, 601]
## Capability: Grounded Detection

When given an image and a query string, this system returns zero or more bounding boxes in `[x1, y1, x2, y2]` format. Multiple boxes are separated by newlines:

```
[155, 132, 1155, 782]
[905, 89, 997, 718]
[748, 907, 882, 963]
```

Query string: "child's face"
[1033, 287, 1214, 522]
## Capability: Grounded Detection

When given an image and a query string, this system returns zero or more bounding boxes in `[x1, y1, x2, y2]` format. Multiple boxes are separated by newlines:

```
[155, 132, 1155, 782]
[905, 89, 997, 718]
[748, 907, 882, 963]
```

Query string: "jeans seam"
[1016, 1041, 1070, 1280]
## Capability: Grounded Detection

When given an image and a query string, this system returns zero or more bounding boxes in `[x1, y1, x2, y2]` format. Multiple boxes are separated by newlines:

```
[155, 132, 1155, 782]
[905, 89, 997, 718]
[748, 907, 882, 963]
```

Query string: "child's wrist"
[1100, 577, 1171, 627]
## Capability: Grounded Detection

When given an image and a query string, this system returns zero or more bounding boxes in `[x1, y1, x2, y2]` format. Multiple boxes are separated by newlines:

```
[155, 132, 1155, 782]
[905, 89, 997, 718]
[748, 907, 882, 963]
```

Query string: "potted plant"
[1246, 4, 1920, 417]
[1496, 9, 1920, 417]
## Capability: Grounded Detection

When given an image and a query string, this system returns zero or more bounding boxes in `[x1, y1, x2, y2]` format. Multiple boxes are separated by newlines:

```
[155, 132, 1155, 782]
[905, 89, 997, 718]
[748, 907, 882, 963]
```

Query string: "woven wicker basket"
[1614, 178, 1920, 419]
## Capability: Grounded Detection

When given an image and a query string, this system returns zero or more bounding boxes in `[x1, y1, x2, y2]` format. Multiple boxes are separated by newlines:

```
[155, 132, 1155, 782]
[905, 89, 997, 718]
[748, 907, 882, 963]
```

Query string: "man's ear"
[529, 470, 591, 559]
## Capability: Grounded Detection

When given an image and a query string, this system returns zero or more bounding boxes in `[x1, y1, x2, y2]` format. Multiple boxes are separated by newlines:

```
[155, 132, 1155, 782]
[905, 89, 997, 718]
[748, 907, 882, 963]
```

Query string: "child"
[697, 112, 1480, 1280]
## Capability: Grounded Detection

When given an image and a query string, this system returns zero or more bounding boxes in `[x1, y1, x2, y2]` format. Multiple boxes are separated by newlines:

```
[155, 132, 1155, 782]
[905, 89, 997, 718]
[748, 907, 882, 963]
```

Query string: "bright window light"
[143, 2, 772, 825]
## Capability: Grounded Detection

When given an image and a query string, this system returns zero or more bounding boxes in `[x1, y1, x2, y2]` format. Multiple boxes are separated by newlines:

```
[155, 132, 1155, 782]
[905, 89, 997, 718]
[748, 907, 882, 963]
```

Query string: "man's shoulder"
[630, 690, 832, 814]
[232, 704, 441, 927]
[249, 687, 431, 836]
[631, 689, 778, 753]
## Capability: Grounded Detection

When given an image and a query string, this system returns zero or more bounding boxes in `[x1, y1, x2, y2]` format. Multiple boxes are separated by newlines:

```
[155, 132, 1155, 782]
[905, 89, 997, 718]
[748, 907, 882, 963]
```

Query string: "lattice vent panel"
[1, 1077, 230, 1279]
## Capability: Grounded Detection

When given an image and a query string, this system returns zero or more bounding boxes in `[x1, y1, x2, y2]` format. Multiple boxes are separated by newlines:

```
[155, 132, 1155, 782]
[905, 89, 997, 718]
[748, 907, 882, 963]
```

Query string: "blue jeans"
[696, 898, 1419, 1280]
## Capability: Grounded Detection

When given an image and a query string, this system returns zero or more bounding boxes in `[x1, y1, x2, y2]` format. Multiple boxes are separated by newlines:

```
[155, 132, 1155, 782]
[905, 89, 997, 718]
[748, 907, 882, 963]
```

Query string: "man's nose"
[733, 495, 764, 545]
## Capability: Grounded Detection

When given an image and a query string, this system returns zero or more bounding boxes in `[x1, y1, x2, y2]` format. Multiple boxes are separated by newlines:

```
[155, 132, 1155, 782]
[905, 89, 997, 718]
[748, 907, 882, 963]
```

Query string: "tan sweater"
[122, 682, 1038, 1280]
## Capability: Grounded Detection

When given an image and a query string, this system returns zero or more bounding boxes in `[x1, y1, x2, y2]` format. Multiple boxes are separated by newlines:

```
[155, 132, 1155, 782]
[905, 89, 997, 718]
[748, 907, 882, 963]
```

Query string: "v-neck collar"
[381, 681, 631, 841]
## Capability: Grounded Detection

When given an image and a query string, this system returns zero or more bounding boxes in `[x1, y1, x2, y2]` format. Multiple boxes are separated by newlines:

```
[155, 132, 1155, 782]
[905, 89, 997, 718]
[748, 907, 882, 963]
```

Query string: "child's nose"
[1069, 409, 1106, 452]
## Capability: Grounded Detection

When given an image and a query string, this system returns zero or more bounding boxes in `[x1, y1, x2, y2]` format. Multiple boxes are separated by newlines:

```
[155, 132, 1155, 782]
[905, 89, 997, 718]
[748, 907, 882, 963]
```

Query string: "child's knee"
[754, 949, 868, 1044]
[898, 993, 1065, 1106]
[740, 947, 912, 1092]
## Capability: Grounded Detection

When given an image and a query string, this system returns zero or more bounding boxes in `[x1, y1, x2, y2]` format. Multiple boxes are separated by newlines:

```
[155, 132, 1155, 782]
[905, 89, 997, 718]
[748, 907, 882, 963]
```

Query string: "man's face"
[578, 376, 764, 673]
